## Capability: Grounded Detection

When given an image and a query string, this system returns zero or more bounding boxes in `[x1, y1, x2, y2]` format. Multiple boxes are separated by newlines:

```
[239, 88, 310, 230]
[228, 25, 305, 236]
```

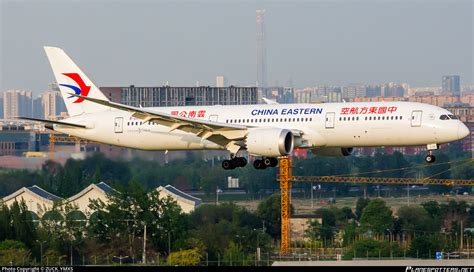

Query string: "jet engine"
[246, 128, 294, 157]
[312, 147, 354, 157]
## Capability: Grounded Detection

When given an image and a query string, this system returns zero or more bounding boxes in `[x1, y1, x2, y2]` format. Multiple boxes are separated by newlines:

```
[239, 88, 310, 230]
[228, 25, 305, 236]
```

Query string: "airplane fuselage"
[56, 101, 469, 152]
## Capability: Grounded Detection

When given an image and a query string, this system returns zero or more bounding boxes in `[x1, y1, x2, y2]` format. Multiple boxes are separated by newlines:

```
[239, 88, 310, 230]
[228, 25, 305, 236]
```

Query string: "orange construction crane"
[277, 158, 473, 255]
[291, 176, 474, 186]
[48, 132, 98, 160]
[279, 156, 292, 255]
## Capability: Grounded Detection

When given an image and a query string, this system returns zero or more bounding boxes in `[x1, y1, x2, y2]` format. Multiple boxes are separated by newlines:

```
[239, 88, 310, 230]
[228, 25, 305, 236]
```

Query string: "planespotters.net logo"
[406, 267, 474, 272]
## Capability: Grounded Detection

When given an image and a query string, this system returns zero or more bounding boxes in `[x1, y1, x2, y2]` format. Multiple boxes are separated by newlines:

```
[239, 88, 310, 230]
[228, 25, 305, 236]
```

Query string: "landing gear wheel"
[237, 157, 248, 167]
[425, 155, 436, 163]
[263, 158, 273, 167]
[222, 160, 235, 170]
[269, 158, 278, 167]
[253, 159, 266, 170]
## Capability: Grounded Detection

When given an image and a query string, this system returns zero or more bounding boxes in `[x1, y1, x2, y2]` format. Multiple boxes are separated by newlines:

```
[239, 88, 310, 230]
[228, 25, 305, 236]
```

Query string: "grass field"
[228, 194, 474, 215]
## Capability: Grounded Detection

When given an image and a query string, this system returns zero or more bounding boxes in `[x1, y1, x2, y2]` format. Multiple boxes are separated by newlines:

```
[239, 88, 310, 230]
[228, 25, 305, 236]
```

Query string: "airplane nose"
[458, 123, 470, 140]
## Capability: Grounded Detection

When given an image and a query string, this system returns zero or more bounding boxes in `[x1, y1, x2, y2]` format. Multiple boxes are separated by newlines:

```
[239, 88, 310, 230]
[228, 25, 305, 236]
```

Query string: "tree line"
[0, 187, 473, 265]
[0, 147, 472, 199]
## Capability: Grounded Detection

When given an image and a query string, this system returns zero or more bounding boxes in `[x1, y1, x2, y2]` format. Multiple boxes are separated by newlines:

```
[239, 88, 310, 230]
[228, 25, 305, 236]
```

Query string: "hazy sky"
[1, 0, 472, 95]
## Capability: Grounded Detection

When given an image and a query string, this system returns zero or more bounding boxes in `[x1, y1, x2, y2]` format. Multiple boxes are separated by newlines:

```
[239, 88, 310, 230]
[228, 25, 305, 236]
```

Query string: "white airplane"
[20, 47, 470, 170]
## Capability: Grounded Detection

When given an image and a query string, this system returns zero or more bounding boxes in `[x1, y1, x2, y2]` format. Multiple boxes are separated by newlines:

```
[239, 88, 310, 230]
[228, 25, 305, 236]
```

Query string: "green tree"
[440, 200, 470, 233]
[9, 200, 37, 248]
[355, 197, 370, 221]
[0, 204, 12, 241]
[343, 239, 401, 260]
[167, 248, 202, 266]
[360, 199, 394, 234]
[88, 181, 187, 257]
[222, 241, 253, 266]
[256, 194, 294, 239]
[0, 240, 32, 266]
[397, 205, 436, 235]
[408, 235, 444, 258]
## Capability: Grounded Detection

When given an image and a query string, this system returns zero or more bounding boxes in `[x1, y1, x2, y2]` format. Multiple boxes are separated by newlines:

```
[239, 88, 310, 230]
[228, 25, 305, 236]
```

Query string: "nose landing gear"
[425, 153, 436, 163]
[425, 144, 439, 164]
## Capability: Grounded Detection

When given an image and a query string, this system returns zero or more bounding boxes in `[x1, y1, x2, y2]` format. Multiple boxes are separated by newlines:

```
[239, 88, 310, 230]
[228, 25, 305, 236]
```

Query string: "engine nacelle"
[246, 128, 294, 157]
[312, 147, 354, 157]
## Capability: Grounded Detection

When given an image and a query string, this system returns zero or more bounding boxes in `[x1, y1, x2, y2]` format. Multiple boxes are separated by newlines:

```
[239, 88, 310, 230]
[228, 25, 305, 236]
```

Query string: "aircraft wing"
[70, 94, 249, 153]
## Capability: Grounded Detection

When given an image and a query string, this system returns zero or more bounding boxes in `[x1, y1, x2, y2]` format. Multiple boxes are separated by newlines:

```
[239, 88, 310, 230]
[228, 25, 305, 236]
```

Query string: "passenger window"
[400, 116, 403, 120]
[365, 117, 367, 121]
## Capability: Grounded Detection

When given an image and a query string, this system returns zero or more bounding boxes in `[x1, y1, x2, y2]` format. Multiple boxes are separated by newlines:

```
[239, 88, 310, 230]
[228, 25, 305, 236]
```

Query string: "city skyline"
[1, 1, 472, 95]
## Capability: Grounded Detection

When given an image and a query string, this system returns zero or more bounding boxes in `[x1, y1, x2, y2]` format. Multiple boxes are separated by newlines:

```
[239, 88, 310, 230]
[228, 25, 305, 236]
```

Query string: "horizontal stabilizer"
[16, 117, 87, 129]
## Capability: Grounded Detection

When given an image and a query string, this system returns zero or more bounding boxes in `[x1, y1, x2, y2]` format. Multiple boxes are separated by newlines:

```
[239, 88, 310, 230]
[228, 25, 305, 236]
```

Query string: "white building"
[156, 185, 202, 214]
[2, 185, 62, 217]
[67, 182, 115, 216]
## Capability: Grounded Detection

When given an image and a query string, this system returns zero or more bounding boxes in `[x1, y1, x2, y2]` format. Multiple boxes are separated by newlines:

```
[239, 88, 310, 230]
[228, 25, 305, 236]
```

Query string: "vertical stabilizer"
[44, 46, 109, 116]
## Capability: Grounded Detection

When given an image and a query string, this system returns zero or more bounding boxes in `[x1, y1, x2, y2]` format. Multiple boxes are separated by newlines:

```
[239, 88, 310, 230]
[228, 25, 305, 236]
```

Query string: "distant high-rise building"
[2, 90, 32, 119]
[366, 85, 382, 97]
[216, 76, 226, 87]
[256, 9, 267, 88]
[262, 87, 294, 104]
[0, 97, 3, 119]
[41, 83, 67, 120]
[33, 96, 44, 119]
[294, 86, 342, 103]
[381, 82, 406, 97]
[342, 85, 367, 99]
[442, 75, 461, 96]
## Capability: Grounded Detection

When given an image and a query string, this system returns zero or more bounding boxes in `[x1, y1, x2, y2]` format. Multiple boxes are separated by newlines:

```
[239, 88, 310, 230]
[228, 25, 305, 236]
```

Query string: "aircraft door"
[209, 115, 218, 122]
[114, 117, 123, 133]
[325, 112, 335, 128]
[411, 110, 422, 127]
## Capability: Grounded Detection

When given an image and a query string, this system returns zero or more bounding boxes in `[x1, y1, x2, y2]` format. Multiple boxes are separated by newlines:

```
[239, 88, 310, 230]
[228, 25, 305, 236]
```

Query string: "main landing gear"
[253, 157, 278, 170]
[222, 156, 247, 170]
[424, 144, 439, 164]
[221, 156, 279, 170]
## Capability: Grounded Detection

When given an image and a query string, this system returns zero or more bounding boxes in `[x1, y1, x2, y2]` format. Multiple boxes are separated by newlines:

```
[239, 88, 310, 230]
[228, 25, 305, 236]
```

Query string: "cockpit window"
[439, 115, 449, 120]
[448, 114, 459, 120]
